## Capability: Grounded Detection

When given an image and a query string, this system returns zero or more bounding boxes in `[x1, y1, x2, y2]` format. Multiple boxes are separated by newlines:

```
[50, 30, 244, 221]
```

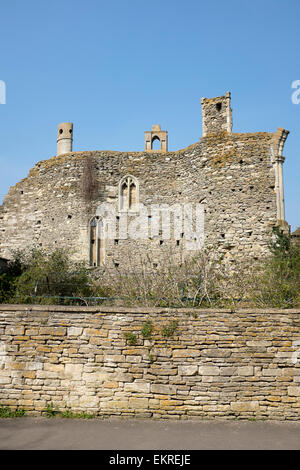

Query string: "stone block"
[160, 399, 183, 408]
[178, 365, 198, 376]
[266, 396, 282, 402]
[104, 354, 125, 363]
[39, 327, 66, 336]
[64, 363, 83, 380]
[84, 328, 107, 337]
[288, 386, 300, 397]
[151, 384, 176, 395]
[113, 373, 133, 382]
[246, 341, 271, 347]
[198, 366, 220, 376]
[82, 371, 109, 384]
[152, 348, 172, 358]
[220, 367, 236, 376]
[150, 366, 178, 376]
[89, 337, 104, 346]
[67, 327, 83, 336]
[25, 362, 43, 371]
[231, 401, 260, 412]
[129, 397, 148, 409]
[78, 395, 99, 407]
[23, 371, 36, 379]
[262, 368, 282, 376]
[0, 377, 11, 384]
[44, 363, 65, 374]
[5, 326, 24, 336]
[124, 382, 150, 393]
[103, 381, 119, 389]
[107, 400, 129, 410]
[237, 366, 254, 376]
[173, 349, 199, 358]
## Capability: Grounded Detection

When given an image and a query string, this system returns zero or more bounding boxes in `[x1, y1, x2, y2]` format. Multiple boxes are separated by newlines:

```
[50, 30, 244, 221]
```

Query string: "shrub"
[141, 320, 153, 339]
[250, 227, 300, 308]
[0, 251, 27, 303]
[1, 248, 93, 305]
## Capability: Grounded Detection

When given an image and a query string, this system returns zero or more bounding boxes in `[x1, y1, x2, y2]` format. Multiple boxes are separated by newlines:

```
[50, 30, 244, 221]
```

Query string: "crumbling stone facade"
[0, 92, 290, 270]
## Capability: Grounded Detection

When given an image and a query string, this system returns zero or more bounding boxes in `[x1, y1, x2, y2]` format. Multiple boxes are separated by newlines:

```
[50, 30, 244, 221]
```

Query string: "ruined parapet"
[144, 124, 168, 152]
[57, 122, 73, 155]
[201, 91, 232, 137]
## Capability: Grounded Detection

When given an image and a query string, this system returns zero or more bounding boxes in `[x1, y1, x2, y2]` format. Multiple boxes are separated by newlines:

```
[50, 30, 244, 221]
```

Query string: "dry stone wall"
[0, 305, 300, 420]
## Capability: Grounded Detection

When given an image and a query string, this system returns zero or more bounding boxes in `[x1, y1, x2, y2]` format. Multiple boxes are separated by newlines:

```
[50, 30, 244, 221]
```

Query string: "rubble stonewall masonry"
[0, 93, 290, 269]
[0, 305, 300, 420]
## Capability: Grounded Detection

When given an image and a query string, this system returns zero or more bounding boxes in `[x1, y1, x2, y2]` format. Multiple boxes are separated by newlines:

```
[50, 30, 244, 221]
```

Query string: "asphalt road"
[0, 417, 300, 450]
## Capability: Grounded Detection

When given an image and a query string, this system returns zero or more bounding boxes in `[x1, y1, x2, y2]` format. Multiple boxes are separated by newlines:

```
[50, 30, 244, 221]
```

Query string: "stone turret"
[57, 122, 73, 155]
[144, 124, 168, 152]
[201, 91, 232, 136]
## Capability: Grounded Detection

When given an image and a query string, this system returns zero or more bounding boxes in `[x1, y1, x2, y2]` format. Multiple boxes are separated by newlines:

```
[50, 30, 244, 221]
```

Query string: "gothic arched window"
[119, 175, 139, 212]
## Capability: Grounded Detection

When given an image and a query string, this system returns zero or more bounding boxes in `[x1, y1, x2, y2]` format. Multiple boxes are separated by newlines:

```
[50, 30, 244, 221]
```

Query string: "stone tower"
[201, 91, 232, 136]
[57, 122, 73, 155]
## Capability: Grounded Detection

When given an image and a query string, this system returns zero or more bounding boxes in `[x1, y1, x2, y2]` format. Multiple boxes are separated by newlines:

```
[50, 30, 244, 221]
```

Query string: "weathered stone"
[103, 381, 119, 389]
[104, 355, 125, 363]
[220, 367, 236, 376]
[178, 365, 198, 376]
[84, 328, 107, 337]
[5, 326, 24, 336]
[151, 384, 177, 395]
[0, 377, 11, 384]
[113, 373, 134, 383]
[231, 401, 260, 412]
[173, 350, 199, 358]
[82, 371, 109, 383]
[78, 395, 99, 407]
[246, 341, 271, 347]
[44, 363, 65, 374]
[39, 327, 66, 336]
[124, 382, 150, 393]
[198, 366, 220, 376]
[67, 327, 83, 336]
[262, 368, 282, 376]
[64, 363, 83, 380]
[129, 398, 148, 409]
[288, 386, 300, 397]
[237, 366, 254, 376]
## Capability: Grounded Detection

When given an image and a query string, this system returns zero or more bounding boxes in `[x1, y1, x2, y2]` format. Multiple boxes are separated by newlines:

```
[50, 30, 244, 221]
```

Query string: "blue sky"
[0, 0, 299, 230]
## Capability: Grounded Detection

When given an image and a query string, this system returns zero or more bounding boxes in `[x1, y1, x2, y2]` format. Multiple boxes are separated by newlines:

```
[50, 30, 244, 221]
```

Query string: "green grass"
[124, 332, 138, 345]
[141, 320, 153, 339]
[0, 406, 26, 418]
[162, 320, 179, 337]
[59, 409, 95, 419]
[44, 403, 95, 419]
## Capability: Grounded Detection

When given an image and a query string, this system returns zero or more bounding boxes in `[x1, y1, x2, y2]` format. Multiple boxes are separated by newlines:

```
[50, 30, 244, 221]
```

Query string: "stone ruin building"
[0, 92, 290, 272]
